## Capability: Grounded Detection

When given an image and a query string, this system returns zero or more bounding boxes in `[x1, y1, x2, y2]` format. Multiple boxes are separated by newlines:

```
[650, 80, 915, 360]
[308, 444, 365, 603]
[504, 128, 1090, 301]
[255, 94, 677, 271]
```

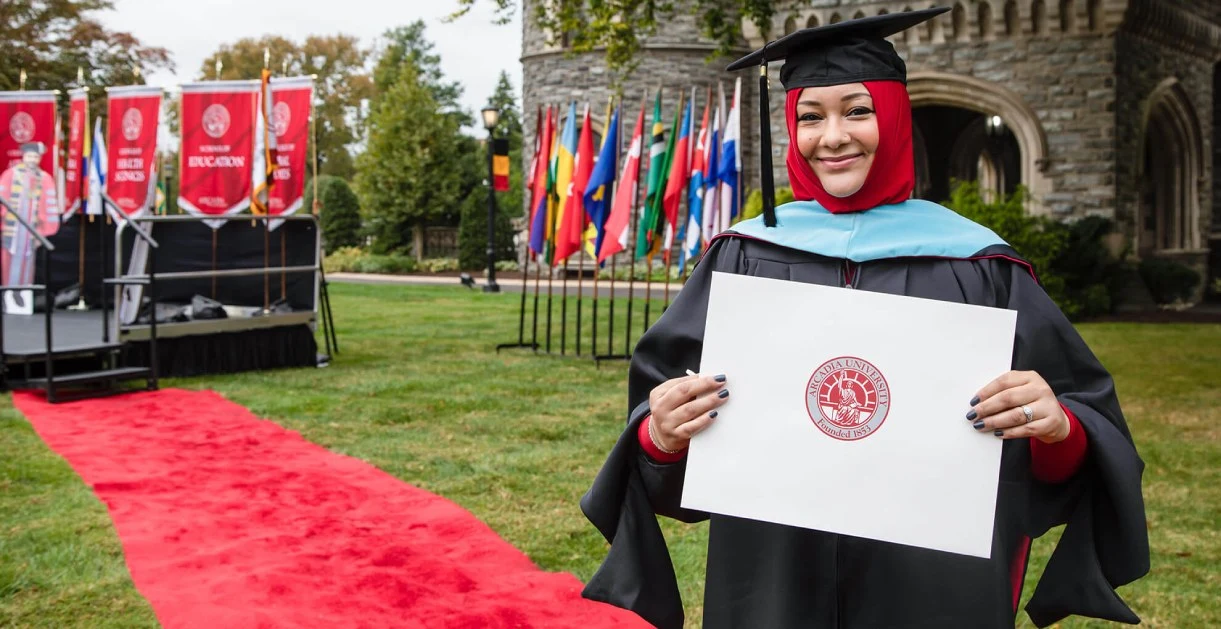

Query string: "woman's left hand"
[968, 370, 1070, 444]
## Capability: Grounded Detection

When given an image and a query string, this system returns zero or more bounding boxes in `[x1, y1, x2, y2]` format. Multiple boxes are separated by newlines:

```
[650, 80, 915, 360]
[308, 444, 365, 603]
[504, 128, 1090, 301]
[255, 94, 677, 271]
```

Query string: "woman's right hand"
[648, 373, 730, 452]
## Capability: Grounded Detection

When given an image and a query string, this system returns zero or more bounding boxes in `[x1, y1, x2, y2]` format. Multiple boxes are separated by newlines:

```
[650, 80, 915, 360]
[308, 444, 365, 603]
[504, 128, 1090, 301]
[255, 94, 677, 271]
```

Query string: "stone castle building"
[520, 0, 1221, 298]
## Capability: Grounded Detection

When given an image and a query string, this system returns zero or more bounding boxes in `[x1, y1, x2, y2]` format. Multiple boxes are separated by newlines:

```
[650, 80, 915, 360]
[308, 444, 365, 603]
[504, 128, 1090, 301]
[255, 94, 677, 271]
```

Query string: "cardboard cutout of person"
[1, 142, 60, 314]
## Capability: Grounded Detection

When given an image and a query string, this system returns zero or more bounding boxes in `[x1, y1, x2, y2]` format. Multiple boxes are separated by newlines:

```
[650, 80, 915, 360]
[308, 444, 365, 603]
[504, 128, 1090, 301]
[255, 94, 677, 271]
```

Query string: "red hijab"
[785, 80, 914, 213]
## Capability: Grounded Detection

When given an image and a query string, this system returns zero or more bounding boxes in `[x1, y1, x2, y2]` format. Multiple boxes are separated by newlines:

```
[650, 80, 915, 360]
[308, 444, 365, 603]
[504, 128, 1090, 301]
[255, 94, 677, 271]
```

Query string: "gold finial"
[215, 59, 223, 79]
[77, 67, 84, 84]
[19, 69, 27, 90]
[263, 48, 270, 70]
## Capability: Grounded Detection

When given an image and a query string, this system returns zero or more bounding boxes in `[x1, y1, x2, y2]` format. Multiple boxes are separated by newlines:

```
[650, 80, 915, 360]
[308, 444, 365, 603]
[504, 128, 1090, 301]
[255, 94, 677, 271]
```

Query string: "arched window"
[952, 3, 967, 41]
[1087, 0, 1101, 31]
[879, 8, 890, 16]
[979, 2, 994, 39]
[784, 16, 797, 35]
[830, 12, 842, 24]
[807, 14, 820, 28]
[1032, 0, 1047, 35]
[1059, 0, 1076, 33]
[925, 5, 940, 42]
[902, 7, 916, 42]
[853, 10, 866, 20]
[1004, 1, 1019, 36]
[1140, 80, 1204, 253]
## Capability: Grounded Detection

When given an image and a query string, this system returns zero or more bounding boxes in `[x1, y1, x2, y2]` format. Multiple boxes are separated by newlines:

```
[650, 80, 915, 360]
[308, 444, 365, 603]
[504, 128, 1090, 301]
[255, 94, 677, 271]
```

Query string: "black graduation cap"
[726, 7, 949, 226]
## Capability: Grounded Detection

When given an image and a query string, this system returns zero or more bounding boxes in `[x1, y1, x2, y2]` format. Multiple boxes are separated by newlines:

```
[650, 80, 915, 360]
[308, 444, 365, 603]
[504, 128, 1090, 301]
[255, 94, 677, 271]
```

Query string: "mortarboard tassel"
[758, 63, 776, 227]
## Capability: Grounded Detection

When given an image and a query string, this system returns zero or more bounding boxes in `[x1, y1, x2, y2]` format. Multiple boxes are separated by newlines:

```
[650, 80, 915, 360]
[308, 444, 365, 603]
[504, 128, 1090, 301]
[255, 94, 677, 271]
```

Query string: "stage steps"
[2, 314, 159, 403]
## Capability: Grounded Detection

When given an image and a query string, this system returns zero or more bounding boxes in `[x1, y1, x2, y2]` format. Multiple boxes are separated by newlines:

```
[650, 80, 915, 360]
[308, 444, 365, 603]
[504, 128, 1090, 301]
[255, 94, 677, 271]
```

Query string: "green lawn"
[1, 282, 1217, 628]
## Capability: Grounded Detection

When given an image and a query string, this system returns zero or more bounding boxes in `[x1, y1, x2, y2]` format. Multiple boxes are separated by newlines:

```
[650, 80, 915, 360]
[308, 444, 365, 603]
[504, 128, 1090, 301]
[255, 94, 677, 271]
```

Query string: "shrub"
[740, 187, 797, 223]
[323, 246, 365, 274]
[1139, 258, 1201, 304]
[1046, 216, 1127, 319]
[305, 176, 362, 250]
[323, 247, 418, 275]
[418, 258, 460, 273]
[457, 188, 517, 270]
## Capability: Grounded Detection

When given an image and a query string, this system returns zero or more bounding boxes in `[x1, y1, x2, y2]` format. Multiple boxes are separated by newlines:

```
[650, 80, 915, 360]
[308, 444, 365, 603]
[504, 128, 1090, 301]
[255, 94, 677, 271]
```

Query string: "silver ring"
[1021, 405, 1034, 424]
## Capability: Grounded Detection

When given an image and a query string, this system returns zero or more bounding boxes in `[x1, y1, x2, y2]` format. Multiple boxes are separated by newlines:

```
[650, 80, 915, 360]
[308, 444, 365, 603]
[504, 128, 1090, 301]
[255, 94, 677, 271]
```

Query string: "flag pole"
[531, 249, 542, 352]
[499, 105, 541, 353]
[623, 92, 647, 358]
[77, 83, 90, 303]
[592, 96, 612, 360]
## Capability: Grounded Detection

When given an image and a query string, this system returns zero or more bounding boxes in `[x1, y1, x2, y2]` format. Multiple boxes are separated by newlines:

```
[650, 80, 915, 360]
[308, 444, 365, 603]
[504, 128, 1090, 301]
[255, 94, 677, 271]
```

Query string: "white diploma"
[682, 272, 1018, 558]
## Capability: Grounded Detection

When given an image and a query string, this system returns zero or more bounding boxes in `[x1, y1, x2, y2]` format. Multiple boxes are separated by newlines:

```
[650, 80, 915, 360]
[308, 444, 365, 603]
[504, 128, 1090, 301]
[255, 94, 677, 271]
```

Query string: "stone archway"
[1136, 78, 1204, 255]
[907, 72, 1048, 210]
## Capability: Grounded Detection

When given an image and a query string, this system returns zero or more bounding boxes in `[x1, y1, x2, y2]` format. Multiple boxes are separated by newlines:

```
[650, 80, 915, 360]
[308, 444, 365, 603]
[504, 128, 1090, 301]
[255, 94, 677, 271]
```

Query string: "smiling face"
[795, 83, 880, 198]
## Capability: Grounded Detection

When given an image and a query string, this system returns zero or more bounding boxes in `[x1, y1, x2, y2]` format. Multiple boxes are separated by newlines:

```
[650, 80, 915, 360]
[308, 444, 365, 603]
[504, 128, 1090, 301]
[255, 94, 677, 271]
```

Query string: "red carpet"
[13, 389, 647, 628]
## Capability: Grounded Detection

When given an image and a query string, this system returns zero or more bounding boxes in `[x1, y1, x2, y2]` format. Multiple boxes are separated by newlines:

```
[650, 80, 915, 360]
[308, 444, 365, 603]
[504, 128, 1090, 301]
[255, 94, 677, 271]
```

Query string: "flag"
[105, 85, 162, 219]
[635, 90, 665, 259]
[86, 117, 107, 216]
[681, 88, 711, 267]
[661, 94, 693, 259]
[598, 102, 644, 263]
[63, 89, 89, 219]
[550, 102, 579, 264]
[155, 177, 167, 215]
[544, 108, 562, 262]
[527, 105, 554, 258]
[554, 104, 594, 262]
[492, 138, 510, 191]
[584, 102, 619, 259]
[717, 77, 742, 230]
[526, 106, 542, 194]
[702, 83, 725, 241]
[638, 93, 682, 261]
[251, 68, 279, 215]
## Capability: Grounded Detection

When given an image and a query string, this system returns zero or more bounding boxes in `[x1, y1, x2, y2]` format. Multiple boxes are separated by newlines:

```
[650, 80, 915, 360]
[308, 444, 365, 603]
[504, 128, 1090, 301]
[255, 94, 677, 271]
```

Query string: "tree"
[371, 21, 470, 127]
[0, 0, 172, 117]
[452, 0, 772, 72]
[304, 176, 362, 250]
[457, 183, 516, 270]
[355, 62, 474, 256]
[199, 35, 374, 179]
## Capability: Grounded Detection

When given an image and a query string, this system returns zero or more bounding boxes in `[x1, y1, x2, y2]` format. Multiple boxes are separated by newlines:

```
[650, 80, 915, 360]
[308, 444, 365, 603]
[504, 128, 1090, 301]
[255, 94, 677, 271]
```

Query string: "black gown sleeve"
[1001, 262, 1150, 627]
[578, 238, 743, 629]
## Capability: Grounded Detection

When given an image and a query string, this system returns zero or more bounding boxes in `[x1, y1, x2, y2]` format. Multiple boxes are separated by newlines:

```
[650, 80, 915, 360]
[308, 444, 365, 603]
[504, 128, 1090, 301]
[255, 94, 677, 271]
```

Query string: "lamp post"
[481, 104, 501, 293]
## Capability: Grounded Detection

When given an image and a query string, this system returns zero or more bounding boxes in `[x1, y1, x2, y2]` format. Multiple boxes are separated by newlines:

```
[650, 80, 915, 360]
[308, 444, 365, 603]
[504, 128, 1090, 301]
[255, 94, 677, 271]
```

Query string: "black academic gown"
[580, 233, 1149, 629]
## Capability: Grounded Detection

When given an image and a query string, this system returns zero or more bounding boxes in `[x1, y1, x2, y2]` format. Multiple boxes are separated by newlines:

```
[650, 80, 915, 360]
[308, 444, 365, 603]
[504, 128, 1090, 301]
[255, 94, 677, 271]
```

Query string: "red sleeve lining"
[637, 414, 688, 463]
[1029, 404, 1087, 483]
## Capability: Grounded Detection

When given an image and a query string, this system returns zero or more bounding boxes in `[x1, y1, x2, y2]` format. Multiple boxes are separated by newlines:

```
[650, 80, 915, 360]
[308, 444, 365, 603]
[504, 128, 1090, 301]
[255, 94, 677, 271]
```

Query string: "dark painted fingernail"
[993, 429, 1004, 437]
[966, 409, 977, 421]
[714, 374, 726, 382]
[717, 389, 730, 398]
[709, 411, 718, 419]
[972, 420, 985, 430]
[970, 396, 980, 406]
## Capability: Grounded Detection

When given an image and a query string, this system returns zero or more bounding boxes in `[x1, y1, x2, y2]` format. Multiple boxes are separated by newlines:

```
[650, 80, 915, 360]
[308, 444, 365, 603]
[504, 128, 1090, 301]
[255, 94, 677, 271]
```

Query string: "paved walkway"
[328, 272, 685, 299]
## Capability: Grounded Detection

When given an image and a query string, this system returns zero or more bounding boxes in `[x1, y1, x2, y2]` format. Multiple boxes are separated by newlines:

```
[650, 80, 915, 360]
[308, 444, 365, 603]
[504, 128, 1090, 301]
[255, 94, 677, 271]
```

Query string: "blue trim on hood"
[726, 199, 1008, 262]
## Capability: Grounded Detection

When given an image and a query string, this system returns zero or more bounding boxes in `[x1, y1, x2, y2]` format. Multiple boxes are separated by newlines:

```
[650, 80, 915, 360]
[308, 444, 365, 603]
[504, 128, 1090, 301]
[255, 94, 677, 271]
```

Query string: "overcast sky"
[100, 0, 524, 129]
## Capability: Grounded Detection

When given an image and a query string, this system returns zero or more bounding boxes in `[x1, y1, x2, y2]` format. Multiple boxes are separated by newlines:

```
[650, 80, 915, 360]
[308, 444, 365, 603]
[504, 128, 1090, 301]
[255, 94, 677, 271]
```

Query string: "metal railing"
[0, 196, 57, 397]
[102, 194, 161, 388]
[112, 212, 330, 354]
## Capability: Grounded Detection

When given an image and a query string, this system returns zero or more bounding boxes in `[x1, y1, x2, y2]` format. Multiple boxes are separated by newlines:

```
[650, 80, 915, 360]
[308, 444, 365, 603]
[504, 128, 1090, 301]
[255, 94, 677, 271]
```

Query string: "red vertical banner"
[178, 81, 257, 227]
[63, 89, 89, 218]
[106, 85, 161, 219]
[268, 76, 313, 229]
[0, 91, 57, 173]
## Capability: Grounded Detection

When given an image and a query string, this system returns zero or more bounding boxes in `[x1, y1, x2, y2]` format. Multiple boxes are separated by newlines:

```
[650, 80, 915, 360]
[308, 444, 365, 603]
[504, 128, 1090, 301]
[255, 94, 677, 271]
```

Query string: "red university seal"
[805, 356, 891, 441]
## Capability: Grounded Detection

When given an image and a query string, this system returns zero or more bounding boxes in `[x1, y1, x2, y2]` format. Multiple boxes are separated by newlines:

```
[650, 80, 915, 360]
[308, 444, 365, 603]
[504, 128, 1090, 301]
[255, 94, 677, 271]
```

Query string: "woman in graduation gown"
[580, 9, 1148, 629]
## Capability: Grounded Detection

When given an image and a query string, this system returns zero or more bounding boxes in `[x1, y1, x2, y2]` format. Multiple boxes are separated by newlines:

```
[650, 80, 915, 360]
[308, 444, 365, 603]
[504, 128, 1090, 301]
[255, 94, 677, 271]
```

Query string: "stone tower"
[521, 0, 1221, 294]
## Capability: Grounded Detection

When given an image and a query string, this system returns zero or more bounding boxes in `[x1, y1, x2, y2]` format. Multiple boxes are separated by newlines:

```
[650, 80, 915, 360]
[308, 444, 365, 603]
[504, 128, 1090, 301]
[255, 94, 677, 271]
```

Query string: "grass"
[1, 282, 1218, 628]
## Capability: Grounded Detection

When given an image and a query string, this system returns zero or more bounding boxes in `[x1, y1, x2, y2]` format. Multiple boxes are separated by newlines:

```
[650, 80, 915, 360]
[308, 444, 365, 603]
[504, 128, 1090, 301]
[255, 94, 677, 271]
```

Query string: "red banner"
[63, 89, 89, 218]
[268, 77, 313, 228]
[0, 91, 57, 173]
[178, 81, 257, 223]
[106, 86, 161, 218]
